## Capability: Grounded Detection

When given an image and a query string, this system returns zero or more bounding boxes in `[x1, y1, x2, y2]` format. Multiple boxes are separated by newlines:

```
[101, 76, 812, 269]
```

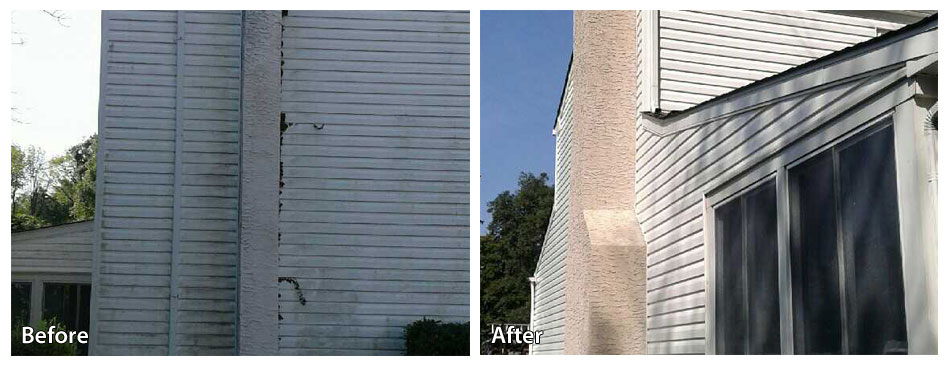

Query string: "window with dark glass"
[715, 180, 780, 354]
[789, 123, 907, 355]
[42, 283, 91, 355]
[12, 282, 31, 327]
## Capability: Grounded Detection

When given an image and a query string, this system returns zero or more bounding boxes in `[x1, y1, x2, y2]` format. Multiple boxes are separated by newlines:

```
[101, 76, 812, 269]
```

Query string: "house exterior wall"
[537, 10, 935, 356]
[12, 221, 94, 274]
[637, 24, 937, 354]
[276, 10, 470, 355]
[93, 10, 243, 355]
[532, 66, 574, 355]
[93, 10, 471, 356]
[642, 10, 906, 112]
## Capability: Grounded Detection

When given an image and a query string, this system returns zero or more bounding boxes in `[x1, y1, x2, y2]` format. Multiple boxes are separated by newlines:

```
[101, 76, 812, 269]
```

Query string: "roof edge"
[641, 13, 937, 137]
[552, 52, 574, 133]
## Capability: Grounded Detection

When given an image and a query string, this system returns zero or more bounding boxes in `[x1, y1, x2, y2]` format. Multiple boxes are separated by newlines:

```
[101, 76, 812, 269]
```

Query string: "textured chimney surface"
[564, 10, 647, 355]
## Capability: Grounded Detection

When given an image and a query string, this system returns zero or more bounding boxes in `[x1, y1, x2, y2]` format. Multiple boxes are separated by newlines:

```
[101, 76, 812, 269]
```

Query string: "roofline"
[641, 13, 938, 136]
[552, 52, 574, 132]
[11, 219, 95, 235]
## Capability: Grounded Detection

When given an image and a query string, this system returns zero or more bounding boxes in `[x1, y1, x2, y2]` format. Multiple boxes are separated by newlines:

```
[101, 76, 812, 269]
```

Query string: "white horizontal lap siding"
[12, 221, 94, 274]
[656, 10, 903, 111]
[278, 10, 469, 356]
[533, 72, 574, 355]
[97, 10, 179, 355]
[637, 61, 906, 354]
[175, 11, 242, 356]
[96, 11, 240, 355]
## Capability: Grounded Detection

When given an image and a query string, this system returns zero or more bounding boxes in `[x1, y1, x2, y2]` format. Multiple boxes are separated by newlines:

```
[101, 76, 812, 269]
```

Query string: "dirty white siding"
[94, 10, 241, 355]
[277, 10, 470, 355]
[651, 10, 905, 111]
[12, 221, 94, 274]
[636, 35, 931, 353]
[532, 69, 574, 355]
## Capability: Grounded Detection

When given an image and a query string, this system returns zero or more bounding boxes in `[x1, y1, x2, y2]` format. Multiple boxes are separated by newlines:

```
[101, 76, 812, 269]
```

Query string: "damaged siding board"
[12, 221, 94, 274]
[655, 10, 904, 111]
[278, 10, 470, 355]
[95, 11, 240, 355]
[533, 71, 574, 355]
[638, 64, 908, 354]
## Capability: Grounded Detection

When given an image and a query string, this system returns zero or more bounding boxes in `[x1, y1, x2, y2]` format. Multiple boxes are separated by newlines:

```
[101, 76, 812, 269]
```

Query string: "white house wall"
[653, 10, 905, 111]
[12, 221, 94, 274]
[94, 10, 242, 355]
[636, 29, 932, 353]
[532, 68, 574, 355]
[277, 10, 470, 355]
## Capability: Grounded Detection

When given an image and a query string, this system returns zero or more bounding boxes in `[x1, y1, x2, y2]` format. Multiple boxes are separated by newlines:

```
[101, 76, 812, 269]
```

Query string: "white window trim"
[703, 94, 935, 354]
[637, 10, 659, 114]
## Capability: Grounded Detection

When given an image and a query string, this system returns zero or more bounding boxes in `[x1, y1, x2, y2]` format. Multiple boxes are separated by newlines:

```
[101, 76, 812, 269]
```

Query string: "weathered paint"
[12, 221, 94, 274]
[94, 10, 242, 355]
[238, 10, 282, 355]
[92, 10, 471, 356]
[276, 10, 470, 355]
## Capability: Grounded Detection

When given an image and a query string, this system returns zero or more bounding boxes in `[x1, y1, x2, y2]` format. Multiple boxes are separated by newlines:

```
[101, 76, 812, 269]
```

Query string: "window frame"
[709, 175, 780, 354]
[11, 273, 91, 329]
[704, 110, 919, 354]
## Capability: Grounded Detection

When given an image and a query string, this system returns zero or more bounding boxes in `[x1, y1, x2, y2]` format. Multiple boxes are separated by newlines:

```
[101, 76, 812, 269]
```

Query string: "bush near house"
[11, 318, 78, 356]
[404, 318, 469, 355]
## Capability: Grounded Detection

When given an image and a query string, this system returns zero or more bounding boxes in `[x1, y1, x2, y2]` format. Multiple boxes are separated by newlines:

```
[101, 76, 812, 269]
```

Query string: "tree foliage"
[479, 172, 554, 352]
[10, 135, 97, 232]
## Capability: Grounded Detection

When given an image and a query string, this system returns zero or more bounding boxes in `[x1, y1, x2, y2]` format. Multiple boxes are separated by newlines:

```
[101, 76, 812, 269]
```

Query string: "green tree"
[49, 135, 97, 220]
[11, 144, 25, 209]
[480, 172, 554, 353]
[10, 135, 97, 232]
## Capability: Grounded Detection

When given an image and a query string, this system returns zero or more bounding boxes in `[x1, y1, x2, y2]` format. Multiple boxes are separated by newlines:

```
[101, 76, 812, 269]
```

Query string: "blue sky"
[479, 11, 573, 232]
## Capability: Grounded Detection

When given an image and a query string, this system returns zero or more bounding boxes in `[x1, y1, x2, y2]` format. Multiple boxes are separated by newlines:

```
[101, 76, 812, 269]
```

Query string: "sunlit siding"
[12, 221, 94, 274]
[94, 10, 240, 355]
[655, 10, 905, 111]
[638, 64, 910, 354]
[277, 10, 470, 355]
[532, 66, 574, 355]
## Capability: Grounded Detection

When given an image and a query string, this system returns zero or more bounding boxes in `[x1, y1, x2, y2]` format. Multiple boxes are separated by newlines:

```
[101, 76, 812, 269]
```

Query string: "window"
[789, 123, 906, 354]
[42, 283, 91, 355]
[12, 282, 31, 326]
[715, 180, 780, 354]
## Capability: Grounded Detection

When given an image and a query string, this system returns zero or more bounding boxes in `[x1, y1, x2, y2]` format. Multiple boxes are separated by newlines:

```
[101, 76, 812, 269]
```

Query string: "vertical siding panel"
[95, 10, 179, 355]
[175, 11, 242, 355]
[277, 11, 470, 355]
[95, 11, 240, 355]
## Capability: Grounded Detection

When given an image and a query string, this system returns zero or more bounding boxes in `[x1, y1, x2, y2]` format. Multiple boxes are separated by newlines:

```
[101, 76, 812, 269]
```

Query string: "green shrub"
[11, 318, 79, 356]
[404, 318, 469, 356]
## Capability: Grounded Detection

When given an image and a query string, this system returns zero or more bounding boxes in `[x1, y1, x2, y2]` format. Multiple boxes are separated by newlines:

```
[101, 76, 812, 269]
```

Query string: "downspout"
[528, 276, 537, 355]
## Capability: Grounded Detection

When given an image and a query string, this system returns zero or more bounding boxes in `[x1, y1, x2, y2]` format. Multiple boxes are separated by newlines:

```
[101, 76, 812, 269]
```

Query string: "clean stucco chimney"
[564, 10, 647, 354]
